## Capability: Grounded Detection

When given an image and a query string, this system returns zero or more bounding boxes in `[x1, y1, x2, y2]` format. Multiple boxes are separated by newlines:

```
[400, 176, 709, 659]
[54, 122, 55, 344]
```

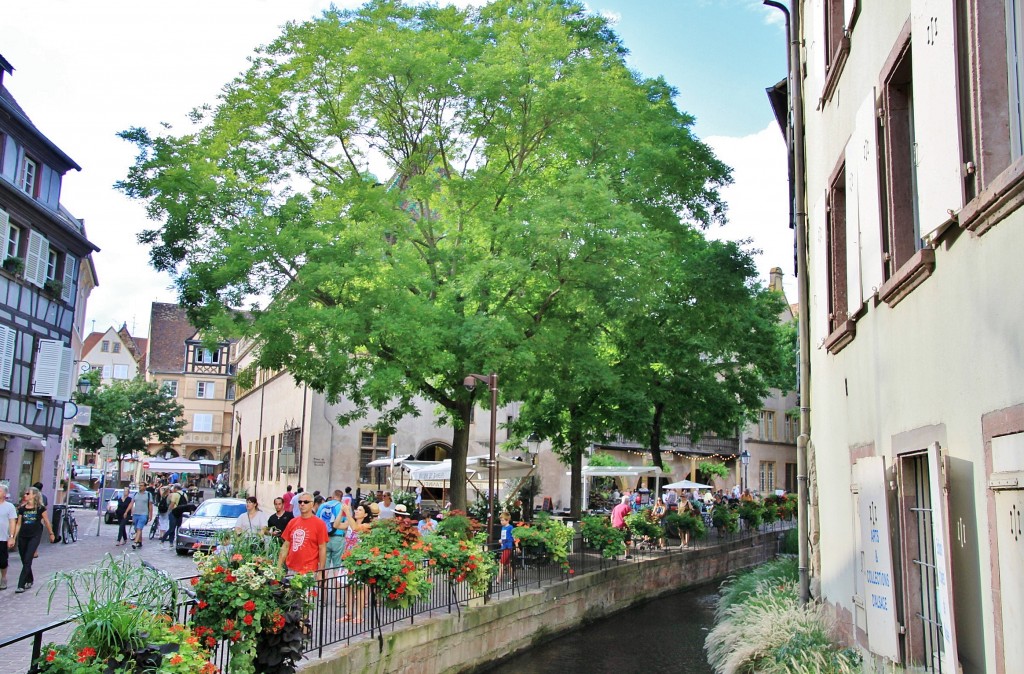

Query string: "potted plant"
[512, 512, 573, 573]
[711, 504, 740, 534]
[44, 278, 64, 297]
[665, 510, 707, 545]
[424, 515, 495, 594]
[342, 517, 433, 610]
[191, 531, 315, 674]
[2, 256, 24, 276]
[31, 556, 215, 673]
[737, 500, 765, 529]
[581, 515, 626, 558]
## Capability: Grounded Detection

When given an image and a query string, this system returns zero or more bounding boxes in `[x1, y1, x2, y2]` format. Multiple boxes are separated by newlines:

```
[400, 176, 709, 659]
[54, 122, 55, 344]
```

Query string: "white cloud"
[706, 123, 798, 302]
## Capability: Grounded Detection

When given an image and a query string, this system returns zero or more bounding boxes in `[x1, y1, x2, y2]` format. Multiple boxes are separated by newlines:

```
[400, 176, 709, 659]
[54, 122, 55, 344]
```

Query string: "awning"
[143, 459, 202, 474]
[578, 465, 662, 479]
[0, 421, 42, 439]
[662, 479, 714, 490]
[366, 454, 416, 468]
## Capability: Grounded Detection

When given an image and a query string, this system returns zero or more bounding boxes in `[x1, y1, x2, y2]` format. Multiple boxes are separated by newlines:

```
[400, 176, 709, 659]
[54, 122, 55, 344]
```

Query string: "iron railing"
[0, 518, 794, 671]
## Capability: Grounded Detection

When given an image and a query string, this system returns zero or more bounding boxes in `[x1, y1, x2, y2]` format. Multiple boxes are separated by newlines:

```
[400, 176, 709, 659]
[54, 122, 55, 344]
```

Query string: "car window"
[194, 502, 246, 518]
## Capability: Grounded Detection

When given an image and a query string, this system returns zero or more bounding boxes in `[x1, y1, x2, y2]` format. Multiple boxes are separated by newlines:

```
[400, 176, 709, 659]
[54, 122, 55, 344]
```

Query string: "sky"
[0, 0, 793, 338]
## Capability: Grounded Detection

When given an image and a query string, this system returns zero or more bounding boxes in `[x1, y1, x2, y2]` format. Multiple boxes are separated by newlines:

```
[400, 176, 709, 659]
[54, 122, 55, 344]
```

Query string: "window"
[162, 380, 178, 397]
[193, 413, 213, 433]
[112, 342, 121, 353]
[225, 381, 236, 401]
[113, 364, 129, 379]
[758, 411, 777, 442]
[359, 430, 392, 482]
[1009, 0, 1024, 158]
[101, 365, 112, 380]
[101, 340, 110, 352]
[195, 348, 221, 364]
[784, 463, 798, 494]
[880, 41, 920, 280]
[759, 461, 776, 494]
[18, 156, 37, 196]
[6, 223, 19, 260]
[784, 415, 799, 443]
[197, 381, 215, 399]
[826, 164, 848, 333]
[46, 249, 57, 281]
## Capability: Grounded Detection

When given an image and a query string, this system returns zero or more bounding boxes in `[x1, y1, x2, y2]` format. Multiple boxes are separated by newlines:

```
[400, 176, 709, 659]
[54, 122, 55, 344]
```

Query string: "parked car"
[71, 465, 103, 482]
[175, 497, 246, 555]
[66, 481, 98, 509]
[103, 488, 137, 524]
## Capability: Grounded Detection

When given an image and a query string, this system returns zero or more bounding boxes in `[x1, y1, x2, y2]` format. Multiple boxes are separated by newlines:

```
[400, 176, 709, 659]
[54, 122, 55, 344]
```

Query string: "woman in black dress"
[11, 487, 54, 592]
[114, 486, 133, 546]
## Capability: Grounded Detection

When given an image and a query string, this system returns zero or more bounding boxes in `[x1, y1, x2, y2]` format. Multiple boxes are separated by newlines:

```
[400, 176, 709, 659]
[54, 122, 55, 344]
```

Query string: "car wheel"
[176, 547, 189, 556]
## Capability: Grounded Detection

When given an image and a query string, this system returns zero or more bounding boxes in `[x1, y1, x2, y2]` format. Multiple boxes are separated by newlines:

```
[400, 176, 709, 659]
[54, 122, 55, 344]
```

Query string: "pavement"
[0, 506, 201, 673]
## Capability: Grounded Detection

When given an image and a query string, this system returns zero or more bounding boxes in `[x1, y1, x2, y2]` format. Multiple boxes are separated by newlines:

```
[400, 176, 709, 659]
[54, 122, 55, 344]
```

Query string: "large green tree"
[73, 373, 186, 476]
[117, 0, 729, 509]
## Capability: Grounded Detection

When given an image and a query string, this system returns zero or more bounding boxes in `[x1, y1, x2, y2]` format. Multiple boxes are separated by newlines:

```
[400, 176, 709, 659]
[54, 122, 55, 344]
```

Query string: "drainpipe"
[764, 0, 811, 605]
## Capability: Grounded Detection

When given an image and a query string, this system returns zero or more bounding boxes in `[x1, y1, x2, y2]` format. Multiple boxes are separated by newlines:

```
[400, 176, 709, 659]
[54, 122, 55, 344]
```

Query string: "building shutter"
[811, 193, 830, 347]
[805, 0, 826, 101]
[24, 229, 48, 288]
[0, 325, 15, 390]
[1, 137, 16, 181]
[911, 0, 964, 242]
[54, 344, 74, 402]
[926, 442, 960, 673]
[0, 208, 9, 263]
[61, 254, 76, 304]
[854, 92, 884, 298]
[47, 169, 61, 209]
[31, 338, 63, 396]
[38, 165, 51, 204]
[844, 137, 862, 315]
[844, 0, 858, 30]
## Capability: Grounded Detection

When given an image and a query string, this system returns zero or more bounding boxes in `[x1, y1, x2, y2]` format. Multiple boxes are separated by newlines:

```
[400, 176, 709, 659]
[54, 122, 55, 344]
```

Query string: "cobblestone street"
[0, 506, 201, 673]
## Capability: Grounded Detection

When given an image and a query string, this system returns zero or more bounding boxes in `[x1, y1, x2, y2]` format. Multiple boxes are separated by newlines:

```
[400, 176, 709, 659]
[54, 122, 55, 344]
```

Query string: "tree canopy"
[73, 372, 186, 460]
[117, 0, 731, 509]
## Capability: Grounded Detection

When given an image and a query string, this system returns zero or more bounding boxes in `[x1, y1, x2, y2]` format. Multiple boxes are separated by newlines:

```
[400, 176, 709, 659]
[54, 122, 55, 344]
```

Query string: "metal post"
[487, 374, 498, 547]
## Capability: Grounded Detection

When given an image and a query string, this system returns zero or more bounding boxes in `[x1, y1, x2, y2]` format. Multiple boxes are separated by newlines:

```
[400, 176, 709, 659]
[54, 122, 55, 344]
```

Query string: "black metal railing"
[0, 518, 794, 670]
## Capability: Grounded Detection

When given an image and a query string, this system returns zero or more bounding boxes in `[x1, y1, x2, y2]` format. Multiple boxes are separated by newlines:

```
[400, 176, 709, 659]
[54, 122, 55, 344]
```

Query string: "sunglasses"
[298, 500, 313, 504]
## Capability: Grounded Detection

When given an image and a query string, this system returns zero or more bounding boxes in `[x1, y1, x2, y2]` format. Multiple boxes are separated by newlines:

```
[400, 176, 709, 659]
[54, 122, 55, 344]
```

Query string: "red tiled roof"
[81, 331, 104, 357]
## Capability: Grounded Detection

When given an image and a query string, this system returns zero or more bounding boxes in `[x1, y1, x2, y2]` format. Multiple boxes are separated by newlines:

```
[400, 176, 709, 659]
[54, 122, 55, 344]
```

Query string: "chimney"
[769, 267, 784, 292]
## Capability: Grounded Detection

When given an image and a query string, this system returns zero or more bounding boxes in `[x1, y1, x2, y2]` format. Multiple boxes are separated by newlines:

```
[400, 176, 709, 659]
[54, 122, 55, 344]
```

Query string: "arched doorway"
[189, 449, 213, 461]
[158, 448, 179, 460]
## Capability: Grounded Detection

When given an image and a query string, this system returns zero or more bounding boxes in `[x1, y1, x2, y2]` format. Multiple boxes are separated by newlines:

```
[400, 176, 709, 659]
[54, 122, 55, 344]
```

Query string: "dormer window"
[195, 348, 221, 364]
[18, 156, 37, 196]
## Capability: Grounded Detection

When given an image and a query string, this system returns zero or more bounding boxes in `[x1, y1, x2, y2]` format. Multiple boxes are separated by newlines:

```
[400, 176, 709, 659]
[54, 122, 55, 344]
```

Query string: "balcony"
[595, 433, 739, 457]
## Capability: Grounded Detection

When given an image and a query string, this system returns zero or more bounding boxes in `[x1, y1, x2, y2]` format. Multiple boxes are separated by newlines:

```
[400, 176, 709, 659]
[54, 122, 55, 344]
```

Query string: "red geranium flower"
[169, 654, 183, 665]
[243, 614, 254, 626]
[77, 647, 97, 663]
[46, 650, 56, 662]
[190, 577, 200, 586]
[243, 600, 256, 612]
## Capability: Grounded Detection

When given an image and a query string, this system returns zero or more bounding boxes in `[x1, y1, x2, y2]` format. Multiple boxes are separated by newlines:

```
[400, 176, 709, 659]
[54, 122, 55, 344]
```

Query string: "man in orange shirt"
[278, 493, 328, 574]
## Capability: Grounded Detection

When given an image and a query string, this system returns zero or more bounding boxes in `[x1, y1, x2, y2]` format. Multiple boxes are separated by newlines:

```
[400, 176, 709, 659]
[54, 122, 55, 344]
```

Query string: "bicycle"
[62, 508, 78, 544]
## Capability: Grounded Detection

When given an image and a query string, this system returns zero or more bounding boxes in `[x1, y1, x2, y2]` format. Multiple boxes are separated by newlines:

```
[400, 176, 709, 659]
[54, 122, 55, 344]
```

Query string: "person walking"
[268, 497, 293, 540]
[278, 492, 328, 574]
[282, 485, 295, 513]
[651, 496, 668, 549]
[611, 494, 632, 559]
[0, 484, 17, 590]
[11, 487, 54, 592]
[334, 502, 372, 622]
[114, 486, 133, 546]
[318, 490, 345, 569]
[496, 512, 516, 584]
[160, 485, 183, 545]
[127, 482, 154, 549]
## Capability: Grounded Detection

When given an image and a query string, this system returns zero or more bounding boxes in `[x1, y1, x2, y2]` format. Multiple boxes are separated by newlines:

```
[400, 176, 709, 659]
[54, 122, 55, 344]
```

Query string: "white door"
[995, 488, 1024, 669]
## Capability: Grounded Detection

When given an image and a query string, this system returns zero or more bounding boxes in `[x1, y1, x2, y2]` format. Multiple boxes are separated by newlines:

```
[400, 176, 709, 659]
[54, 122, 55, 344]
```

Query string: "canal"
[481, 582, 719, 673]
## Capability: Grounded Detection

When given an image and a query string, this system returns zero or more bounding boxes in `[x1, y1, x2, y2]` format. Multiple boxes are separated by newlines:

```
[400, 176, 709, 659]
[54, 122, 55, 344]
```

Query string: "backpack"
[157, 495, 169, 514]
[318, 501, 339, 534]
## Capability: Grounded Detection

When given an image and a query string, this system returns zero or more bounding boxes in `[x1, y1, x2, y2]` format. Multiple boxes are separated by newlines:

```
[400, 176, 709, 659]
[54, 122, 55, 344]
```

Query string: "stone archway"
[412, 442, 451, 505]
[158, 448, 179, 460]
[188, 448, 213, 461]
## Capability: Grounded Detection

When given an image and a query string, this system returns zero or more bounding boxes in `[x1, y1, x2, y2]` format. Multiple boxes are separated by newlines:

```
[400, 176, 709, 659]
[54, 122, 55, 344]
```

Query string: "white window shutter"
[31, 338, 63, 397]
[0, 209, 9, 263]
[812, 193, 830, 347]
[54, 345, 74, 402]
[1, 137, 17, 181]
[844, 0, 857, 31]
[849, 91, 884, 300]
[24, 229, 48, 288]
[911, 0, 964, 242]
[805, 0, 826, 101]
[0, 325, 14, 390]
[844, 138, 862, 316]
[61, 254, 76, 303]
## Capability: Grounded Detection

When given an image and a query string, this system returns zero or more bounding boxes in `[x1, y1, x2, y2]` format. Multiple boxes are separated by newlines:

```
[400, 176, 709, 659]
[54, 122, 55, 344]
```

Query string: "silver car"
[174, 497, 246, 555]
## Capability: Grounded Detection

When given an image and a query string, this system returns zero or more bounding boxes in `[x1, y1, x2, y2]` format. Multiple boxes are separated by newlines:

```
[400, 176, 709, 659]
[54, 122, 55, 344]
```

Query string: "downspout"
[764, 0, 811, 605]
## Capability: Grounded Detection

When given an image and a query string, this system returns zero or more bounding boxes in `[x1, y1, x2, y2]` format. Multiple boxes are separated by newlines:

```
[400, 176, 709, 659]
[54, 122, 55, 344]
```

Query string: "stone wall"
[300, 532, 781, 674]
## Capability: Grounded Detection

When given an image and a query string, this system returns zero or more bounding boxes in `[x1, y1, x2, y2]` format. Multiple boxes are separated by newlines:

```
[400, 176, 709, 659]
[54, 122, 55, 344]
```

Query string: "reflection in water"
[481, 583, 719, 674]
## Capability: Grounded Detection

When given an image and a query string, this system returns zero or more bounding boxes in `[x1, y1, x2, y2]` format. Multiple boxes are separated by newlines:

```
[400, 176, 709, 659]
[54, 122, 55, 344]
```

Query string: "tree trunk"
[448, 399, 473, 512]
[648, 402, 664, 469]
[569, 430, 584, 520]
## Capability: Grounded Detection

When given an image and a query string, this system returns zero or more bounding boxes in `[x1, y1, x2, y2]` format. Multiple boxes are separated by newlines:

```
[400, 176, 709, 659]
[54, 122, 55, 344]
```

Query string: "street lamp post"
[463, 372, 498, 546]
[740, 449, 751, 494]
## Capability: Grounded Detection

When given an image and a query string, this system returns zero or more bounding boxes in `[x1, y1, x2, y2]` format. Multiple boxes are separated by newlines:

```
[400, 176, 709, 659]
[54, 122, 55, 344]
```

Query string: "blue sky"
[0, 0, 792, 336]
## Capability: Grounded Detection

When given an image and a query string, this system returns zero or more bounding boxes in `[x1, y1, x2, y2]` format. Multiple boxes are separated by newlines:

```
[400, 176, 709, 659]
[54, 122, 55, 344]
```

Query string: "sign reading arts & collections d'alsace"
[855, 455, 900, 661]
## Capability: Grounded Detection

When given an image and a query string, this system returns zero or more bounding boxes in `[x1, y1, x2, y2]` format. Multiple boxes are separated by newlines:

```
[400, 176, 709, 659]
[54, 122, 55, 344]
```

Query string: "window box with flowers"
[512, 512, 574, 573]
[342, 517, 433, 610]
[425, 511, 496, 594]
[2, 255, 24, 277]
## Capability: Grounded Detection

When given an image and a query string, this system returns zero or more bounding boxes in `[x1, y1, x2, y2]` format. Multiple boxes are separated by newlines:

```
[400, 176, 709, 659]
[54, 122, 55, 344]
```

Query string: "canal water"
[481, 582, 720, 673]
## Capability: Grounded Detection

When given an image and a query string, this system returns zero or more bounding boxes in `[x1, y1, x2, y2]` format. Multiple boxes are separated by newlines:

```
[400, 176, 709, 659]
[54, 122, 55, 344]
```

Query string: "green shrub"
[711, 505, 739, 533]
[738, 500, 765, 528]
[665, 511, 707, 540]
[625, 511, 663, 540]
[781, 528, 799, 555]
[581, 515, 626, 558]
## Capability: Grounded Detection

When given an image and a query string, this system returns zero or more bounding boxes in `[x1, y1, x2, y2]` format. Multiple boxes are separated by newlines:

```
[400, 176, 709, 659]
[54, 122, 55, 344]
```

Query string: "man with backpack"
[317, 490, 346, 569]
[160, 485, 185, 546]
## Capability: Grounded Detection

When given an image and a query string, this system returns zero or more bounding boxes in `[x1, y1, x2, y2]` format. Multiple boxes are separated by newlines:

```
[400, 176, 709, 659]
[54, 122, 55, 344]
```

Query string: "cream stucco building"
[787, 1, 1024, 672]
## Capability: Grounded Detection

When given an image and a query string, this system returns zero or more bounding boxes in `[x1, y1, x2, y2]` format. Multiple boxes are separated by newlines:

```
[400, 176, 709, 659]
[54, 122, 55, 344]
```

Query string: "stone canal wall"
[300, 532, 780, 674]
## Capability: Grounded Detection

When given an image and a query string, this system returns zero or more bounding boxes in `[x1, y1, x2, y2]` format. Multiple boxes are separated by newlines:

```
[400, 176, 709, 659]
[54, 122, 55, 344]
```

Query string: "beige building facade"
[793, 1, 1024, 672]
